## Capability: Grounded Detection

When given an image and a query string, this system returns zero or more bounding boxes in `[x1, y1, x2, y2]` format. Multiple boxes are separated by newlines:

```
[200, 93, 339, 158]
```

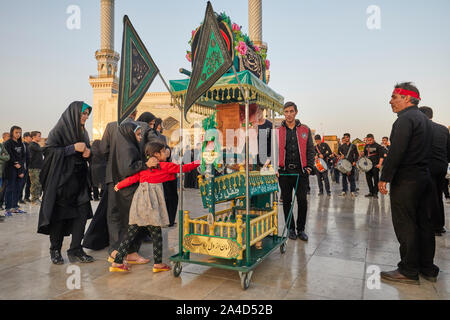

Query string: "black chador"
[38, 101, 94, 264]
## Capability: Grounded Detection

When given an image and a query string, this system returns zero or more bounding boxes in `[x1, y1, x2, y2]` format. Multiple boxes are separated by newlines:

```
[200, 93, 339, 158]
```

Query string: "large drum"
[315, 158, 328, 173]
[336, 159, 352, 174]
[357, 157, 373, 173]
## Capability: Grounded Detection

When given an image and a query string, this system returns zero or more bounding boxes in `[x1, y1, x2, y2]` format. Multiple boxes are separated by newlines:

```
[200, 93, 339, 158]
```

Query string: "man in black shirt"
[338, 133, 359, 196]
[29, 131, 44, 204]
[363, 134, 385, 198]
[277, 102, 315, 241]
[314, 135, 332, 196]
[19, 132, 32, 203]
[381, 136, 390, 157]
[379, 82, 438, 284]
[419, 106, 450, 236]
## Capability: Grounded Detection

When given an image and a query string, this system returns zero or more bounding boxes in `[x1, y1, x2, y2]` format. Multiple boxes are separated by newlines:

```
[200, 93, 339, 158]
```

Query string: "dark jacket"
[428, 121, 450, 174]
[314, 142, 332, 161]
[338, 142, 359, 164]
[3, 137, 26, 178]
[29, 141, 44, 169]
[380, 106, 432, 183]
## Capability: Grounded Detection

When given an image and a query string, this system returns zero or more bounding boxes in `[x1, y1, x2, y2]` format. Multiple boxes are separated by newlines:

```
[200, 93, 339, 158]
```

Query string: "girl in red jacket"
[110, 142, 200, 273]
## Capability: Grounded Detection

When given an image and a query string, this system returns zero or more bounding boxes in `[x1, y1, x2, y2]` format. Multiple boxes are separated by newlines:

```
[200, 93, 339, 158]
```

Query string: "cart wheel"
[280, 242, 287, 254]
[239, 271, 253, 290]
[173, 262, 182, 277]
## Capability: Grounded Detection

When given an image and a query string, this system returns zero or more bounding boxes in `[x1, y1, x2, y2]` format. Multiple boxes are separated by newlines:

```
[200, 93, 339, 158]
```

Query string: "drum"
[336, 159, 352, 174]
[315, 158, 328, 173]
[357, 157, 373, 173]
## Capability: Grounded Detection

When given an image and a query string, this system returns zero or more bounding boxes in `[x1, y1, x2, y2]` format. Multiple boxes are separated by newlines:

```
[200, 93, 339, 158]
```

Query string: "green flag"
[118, 15, 159, 123]
[184, 1, 233, 119]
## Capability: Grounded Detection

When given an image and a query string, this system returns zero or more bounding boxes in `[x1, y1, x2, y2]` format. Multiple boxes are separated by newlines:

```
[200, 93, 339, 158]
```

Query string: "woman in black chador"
[38, 101, 94, 265]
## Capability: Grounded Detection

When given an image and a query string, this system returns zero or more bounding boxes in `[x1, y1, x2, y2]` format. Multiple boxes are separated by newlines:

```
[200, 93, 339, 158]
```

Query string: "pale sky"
[0, 0, 449, 141]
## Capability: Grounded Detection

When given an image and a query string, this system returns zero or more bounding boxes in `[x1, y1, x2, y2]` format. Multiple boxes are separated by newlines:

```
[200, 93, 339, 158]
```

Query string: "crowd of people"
[0, 82, 448, 284]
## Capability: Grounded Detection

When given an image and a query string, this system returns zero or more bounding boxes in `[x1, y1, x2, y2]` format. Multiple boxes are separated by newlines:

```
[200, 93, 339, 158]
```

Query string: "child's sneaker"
[4, 210, 13, 217]
[15, 208, 26, 214]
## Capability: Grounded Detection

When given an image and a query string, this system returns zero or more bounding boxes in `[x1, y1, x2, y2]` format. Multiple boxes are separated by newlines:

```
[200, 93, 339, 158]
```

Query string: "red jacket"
[116, 161, 200, 190]
[278, 120, 313, 169]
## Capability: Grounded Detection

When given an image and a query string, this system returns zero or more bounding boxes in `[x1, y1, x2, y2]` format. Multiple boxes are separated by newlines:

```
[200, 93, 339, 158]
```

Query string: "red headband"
[392, 88, 421, 100]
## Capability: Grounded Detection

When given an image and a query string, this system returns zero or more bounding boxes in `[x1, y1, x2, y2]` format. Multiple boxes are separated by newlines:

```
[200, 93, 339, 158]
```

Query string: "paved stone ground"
[0, 177, 449, 300]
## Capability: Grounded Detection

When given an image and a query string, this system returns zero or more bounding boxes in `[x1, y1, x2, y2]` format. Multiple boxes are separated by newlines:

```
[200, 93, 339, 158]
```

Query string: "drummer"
[314, 135, 332, 196]
[363, 134, 385, 199]
[338, 133, 359, 196]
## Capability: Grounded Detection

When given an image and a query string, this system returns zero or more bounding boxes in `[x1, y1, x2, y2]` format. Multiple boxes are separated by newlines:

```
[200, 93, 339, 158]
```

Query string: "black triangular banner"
[118, 15, 159, 124]
[183, 1, 233, 119]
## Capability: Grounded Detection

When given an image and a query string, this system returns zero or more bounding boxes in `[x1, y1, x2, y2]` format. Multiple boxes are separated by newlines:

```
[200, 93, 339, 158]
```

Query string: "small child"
[110, 141, 200, 273]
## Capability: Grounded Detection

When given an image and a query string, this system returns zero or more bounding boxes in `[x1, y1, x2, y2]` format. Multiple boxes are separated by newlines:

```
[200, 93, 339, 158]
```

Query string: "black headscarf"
[114, 122, 145, 182]
[136, 112, 156, 124]
[38, 101, 92, 234]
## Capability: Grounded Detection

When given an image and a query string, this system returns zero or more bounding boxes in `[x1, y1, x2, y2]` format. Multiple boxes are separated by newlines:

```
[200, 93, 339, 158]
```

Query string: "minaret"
[248, 0, 263, 47]
[248, 0, 269, 83]
[89, 0, 120, 139]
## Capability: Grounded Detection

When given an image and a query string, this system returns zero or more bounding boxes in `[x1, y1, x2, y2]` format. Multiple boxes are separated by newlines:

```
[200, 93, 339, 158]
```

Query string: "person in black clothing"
[314, 135, 332, 196]
[379, 82, 439, 284]
[38, 102, 95, 264]
[28, 131, 44, 204]
[363, 134, 385, 198]
[90, 140, 107, 201]
[338, 133, 359, 196]
[419, 106, 450, 236]
[3, 126, 27, 215]
[277, 102, 315, 242]
[255, 107, 272, 167]
[381, 136, 390, 157]
[19, 132, 32, 203]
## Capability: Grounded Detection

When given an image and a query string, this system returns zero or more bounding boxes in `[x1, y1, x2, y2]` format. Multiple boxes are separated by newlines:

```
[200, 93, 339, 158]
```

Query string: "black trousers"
[279, 170, 309, 233]
[115, 224, 163, 264]
[429, 169, 447, 231]
[49, 213, 87, 253]
[315, 170, 330, 193]
[106, 183, 145, 255]
[390, 173, 439, 278]
[163, 179, 178, 225]
[365, 167, 380, 195]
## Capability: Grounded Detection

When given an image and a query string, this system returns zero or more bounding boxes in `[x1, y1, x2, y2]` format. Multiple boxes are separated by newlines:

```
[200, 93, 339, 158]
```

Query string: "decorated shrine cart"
[168, 70, 297, 290]
[168, 3, 296, 290]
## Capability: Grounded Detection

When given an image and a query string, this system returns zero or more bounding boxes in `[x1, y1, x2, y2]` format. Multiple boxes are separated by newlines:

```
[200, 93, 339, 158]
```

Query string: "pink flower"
[254, 45, 260, 52]
[235, 41, 247, 56]
[186, 52, 192, 62]
[265, 59, 270, 70]
[231, 23, 240, 32]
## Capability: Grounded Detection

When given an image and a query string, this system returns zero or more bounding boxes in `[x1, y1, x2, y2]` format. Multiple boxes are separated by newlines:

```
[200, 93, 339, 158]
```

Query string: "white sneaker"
[340, 192, 346, 196]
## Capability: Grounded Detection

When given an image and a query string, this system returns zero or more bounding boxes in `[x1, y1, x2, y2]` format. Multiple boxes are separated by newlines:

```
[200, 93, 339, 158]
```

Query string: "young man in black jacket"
[363, 134, 385, 198]
[338, 133, 359, 196]
[314, 135, 332, 196]
[3, 126, 27, 215]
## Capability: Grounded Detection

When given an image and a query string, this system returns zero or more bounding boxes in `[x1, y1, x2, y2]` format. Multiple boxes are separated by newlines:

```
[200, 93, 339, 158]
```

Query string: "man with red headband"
[378, 82, 439, 285]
